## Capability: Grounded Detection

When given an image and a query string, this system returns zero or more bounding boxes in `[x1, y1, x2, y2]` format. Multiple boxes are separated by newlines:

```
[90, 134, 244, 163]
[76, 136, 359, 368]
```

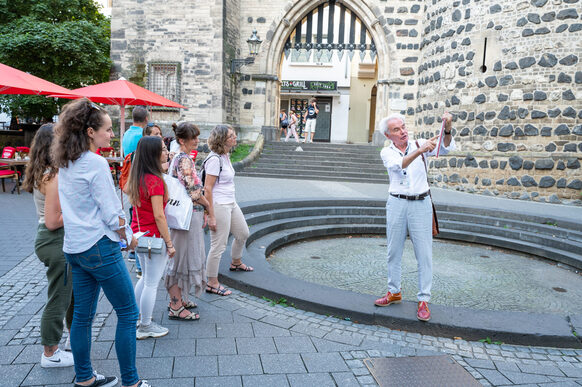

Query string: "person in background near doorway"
[53, 98, 146, 387]
[302, 98, 318, 143]
[279, 109, 288, 140]
[284, 110, 300, 143]
[23, 124, 74, 369]
[374, 112, 454, 322]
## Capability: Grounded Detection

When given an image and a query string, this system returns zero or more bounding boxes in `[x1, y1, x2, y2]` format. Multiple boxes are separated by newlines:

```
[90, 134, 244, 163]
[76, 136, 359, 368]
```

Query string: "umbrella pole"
[120, 105, 126, 156]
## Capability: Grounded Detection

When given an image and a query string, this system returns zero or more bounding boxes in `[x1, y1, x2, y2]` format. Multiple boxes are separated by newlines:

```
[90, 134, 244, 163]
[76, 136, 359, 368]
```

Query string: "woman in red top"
[126, 136, 175, 339]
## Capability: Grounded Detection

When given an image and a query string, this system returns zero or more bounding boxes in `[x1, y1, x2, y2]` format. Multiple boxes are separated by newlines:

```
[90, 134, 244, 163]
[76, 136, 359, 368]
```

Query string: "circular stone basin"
[267, 236, 582, 315]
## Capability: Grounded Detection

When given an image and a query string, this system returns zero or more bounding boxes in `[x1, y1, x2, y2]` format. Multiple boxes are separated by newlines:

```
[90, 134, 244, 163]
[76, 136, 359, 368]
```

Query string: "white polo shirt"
[381, 138, 456, 196]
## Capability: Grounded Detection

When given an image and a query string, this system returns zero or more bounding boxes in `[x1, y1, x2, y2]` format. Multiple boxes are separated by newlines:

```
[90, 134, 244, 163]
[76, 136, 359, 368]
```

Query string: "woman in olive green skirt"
[23, 124, 74, 368]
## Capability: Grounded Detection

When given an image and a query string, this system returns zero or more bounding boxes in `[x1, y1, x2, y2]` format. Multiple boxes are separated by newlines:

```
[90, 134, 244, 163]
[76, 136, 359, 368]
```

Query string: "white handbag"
[163, 173, 193, 230]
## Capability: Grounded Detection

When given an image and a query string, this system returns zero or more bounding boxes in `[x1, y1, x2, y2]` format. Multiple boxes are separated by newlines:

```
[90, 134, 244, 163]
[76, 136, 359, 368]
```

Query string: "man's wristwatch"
[444, 129, 452, 135]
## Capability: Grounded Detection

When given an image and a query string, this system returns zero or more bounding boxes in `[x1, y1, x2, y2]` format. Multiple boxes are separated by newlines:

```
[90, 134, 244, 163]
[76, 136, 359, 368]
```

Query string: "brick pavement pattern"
[1, 179, 581, 386]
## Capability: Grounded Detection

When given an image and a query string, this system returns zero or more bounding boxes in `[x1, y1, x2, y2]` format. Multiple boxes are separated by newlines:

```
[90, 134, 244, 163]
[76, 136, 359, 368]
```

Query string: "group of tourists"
[25, 98, 252, 387]
[279, 97, 319, 143]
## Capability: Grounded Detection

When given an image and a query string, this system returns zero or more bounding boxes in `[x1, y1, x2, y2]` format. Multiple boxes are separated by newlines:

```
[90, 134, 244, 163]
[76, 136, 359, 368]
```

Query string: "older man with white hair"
[375, 112, 455, 321]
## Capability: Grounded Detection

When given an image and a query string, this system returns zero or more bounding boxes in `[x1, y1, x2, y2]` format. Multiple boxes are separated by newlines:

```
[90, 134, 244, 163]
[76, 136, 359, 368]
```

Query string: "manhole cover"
[364, 356, 480, 387]
[553, 287, 567, 293]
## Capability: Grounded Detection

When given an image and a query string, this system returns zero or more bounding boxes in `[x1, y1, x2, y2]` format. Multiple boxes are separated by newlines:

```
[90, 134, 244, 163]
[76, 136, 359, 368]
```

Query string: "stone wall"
[414, 0, 582, 204]
[109, 0, 581, 204]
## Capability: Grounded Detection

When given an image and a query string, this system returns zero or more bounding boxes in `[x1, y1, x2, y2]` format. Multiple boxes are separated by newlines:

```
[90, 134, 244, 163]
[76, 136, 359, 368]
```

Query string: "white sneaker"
[41, 348, 74, 368]
[137, 321, 169, 339]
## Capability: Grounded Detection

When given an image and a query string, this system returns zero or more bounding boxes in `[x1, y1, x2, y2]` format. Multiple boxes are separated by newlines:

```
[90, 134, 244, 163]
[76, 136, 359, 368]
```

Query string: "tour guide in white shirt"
[375, 112, 455, 322]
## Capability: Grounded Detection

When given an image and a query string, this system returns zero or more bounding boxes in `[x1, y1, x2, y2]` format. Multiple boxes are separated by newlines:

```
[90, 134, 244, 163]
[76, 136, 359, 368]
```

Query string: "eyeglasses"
[85, 102, 102, 128]
[89, 102, 101, 111]
[146, 122, 155, 127]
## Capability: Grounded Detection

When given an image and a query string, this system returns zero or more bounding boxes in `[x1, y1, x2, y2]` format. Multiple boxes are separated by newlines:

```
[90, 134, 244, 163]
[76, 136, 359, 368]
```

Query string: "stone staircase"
[236, 141, 389, 184]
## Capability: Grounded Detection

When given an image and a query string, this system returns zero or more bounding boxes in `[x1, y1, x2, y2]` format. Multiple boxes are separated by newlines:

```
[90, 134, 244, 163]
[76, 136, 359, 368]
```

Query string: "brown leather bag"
[416, 141, 439, 236]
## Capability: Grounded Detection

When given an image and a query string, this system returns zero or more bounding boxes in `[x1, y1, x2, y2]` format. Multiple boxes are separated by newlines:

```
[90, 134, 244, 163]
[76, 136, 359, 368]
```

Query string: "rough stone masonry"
[111, 0, 581, 205]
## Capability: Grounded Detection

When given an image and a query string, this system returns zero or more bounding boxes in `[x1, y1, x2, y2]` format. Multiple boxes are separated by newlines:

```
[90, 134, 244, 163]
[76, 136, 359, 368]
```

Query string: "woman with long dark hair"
[165, 122, 209, 320]
[52, 98, 147, 387]
[204, 125, 252, 296]
[126, 136, 175, 338]
[23, 124, 74, 368]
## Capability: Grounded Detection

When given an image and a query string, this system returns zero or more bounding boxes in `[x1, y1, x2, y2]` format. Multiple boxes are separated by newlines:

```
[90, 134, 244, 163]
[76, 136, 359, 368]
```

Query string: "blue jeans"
[65, 236, 139, 385]
[385, 195, 433, 302]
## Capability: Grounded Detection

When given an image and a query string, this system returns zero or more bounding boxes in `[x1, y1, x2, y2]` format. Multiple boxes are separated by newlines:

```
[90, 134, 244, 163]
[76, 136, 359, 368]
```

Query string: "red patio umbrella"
[51, 78, 186, 154]
[0, 62, 72, 95]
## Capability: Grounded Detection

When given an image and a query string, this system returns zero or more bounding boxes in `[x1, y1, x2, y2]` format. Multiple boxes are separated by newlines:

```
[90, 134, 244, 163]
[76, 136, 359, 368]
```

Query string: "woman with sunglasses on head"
[165, 122, 209, 320]
[126, 136, 175, 338]
[23, 124, 74, 369]
[203, 125, 252, 297]
[52, 98, 148, 387]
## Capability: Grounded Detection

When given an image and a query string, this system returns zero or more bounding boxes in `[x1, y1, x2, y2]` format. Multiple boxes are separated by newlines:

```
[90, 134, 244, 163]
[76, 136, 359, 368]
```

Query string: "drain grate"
[364, 355, 481, 387]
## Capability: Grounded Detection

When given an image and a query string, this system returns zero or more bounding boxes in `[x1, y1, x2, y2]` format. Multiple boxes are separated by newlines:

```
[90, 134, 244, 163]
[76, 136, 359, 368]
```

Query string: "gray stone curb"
[233, 134, 265, 171]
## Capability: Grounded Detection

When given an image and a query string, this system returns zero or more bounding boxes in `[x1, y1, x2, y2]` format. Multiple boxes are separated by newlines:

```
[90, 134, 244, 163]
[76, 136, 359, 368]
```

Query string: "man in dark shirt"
[302, 98, 319, 143]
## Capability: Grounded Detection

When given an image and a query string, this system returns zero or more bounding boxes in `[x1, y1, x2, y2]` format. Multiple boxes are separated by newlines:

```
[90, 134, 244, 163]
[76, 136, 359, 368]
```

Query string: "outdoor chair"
[1, 146, 16, 169]
[0, 169, 20, 194]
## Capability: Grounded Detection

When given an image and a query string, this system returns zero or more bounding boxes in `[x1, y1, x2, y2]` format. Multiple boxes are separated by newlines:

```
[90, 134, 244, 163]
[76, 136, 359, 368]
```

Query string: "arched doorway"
[262, 0, 395, 141]
[278, 1, 378, 143]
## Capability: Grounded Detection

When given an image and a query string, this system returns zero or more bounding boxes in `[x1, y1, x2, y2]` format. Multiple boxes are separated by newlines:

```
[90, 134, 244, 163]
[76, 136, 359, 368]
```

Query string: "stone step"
[237, 170, 389, 184]
[261, 153, 382, 162]
[248, 162, 387, 174]
[265, 142, 380, 151]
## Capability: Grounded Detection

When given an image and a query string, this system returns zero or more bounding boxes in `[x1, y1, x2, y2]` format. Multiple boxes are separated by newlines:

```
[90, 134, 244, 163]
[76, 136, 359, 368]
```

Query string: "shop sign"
[281, 80, 337, 92]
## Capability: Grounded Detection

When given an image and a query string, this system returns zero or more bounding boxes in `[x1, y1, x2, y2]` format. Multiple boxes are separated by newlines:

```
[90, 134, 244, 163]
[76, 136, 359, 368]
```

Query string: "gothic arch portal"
[260, 0, 396, 129]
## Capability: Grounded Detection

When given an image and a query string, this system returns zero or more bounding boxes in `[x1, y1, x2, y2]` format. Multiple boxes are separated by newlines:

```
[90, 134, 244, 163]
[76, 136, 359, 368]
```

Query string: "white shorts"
[304, 118, 316, 135]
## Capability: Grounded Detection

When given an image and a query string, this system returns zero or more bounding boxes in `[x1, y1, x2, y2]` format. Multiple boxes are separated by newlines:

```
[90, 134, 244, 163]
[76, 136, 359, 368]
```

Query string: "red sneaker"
[374, 291, 402, 307]
[417, 301, 431, 321]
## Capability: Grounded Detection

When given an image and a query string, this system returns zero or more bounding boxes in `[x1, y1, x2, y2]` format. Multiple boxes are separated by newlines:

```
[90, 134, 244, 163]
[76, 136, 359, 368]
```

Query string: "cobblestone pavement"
[1, 179, 581, 386]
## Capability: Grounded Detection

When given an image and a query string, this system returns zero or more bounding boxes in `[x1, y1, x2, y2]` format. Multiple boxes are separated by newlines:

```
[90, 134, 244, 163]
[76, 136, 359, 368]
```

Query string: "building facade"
[111, 0, 582, 204]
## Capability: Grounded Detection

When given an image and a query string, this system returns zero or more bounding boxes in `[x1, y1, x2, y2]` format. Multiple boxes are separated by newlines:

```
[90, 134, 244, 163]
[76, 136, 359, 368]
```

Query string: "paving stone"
[177, 323, 217, 339]
[153, 339, 196, 357]
[0, 363, 35, 386]
[173, 355, 218, 377]
[241, 374, 290, 387]
[259, 315, 298, 329]
[144, 378, 194, 387]
[135, 357, 174, 379]
[0, 344, 23, 364]
[273, 336, 317, 353]
[322, 331, 364, 346]
[561, 366, 582, 378]
[310, 337, 360, 352]
[301, 352, 349, 373]
[197, 338, 236, 356]
[331, 372, 360, 387]
[252, 321, 291, 337]
[194, 375, 242, 387]
[218, 354, 263, 376]
[500, 369, 552, 384]
[479, 369, 512, 385]
[260, 353, 307, 374]
[287, 372, 336, 387]
[235, 337, 277, 354]
[517, 362, 565, 376]
[216, 323, 253, 338]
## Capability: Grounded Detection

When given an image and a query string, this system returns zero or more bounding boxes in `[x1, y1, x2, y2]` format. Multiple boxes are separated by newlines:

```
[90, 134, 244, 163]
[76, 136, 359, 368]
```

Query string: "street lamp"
[231, 29, 263, 74]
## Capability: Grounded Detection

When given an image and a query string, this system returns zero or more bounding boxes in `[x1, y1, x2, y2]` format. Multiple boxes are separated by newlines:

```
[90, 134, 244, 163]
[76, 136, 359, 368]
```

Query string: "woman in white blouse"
[52, 98, 148, 387]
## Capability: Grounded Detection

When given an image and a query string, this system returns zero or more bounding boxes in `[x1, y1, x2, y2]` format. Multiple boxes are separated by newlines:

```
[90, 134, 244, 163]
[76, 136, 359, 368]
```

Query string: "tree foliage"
[0, 0, 111, 120]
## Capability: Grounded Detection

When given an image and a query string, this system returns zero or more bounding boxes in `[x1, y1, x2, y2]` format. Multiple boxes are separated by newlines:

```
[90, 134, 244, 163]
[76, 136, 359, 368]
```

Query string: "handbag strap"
[415, 140, 432, 196]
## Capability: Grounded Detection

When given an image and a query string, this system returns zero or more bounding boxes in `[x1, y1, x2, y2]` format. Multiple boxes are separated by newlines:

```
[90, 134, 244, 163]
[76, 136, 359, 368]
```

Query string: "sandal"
[205, 284, 232, 296]
[167, 300, 197, 311]
[168, 306, 199, 321]
[229, 263, 254, 272]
